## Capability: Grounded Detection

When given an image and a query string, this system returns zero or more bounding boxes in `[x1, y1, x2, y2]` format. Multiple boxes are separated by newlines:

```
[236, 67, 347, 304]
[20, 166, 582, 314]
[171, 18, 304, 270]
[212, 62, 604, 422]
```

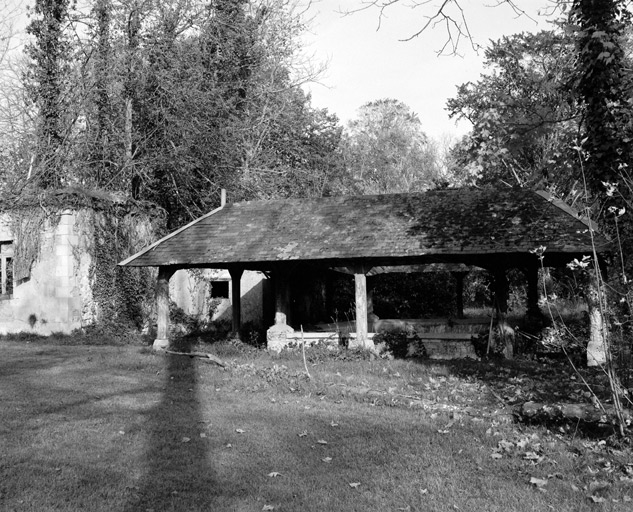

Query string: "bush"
[373, 329, 426, 359]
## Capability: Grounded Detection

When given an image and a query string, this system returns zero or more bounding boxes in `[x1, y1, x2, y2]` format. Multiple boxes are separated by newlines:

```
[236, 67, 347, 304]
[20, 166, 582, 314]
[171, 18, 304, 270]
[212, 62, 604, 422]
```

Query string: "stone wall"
[170, 268, 267, 328]
[0, 211, 87, 334]
[0, 209, 267, 336]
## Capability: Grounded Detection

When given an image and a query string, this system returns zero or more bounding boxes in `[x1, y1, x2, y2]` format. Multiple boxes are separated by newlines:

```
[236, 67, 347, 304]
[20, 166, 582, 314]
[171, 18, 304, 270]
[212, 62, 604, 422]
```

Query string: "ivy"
[570, 0, 633, 194]
[1, 188, 162, 332]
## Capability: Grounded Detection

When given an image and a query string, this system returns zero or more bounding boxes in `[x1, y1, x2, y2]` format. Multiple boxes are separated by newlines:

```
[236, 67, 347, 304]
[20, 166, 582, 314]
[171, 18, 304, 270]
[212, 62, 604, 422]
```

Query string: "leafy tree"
[341, 99, 441, 194]
[12, 0, 343, 229]
[447, 30, 582, 193]
[569, 0, 633, 202]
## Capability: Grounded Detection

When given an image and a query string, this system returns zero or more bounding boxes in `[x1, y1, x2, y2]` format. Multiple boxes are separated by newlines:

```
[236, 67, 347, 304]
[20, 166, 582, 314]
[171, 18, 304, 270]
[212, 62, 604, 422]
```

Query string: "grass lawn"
[0, 338, 632, 511]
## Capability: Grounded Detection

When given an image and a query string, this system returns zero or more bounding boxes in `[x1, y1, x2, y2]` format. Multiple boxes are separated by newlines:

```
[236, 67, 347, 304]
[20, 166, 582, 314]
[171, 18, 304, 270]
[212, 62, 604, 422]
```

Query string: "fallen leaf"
[235, 429, 245, 434]
[498, 440, 514, 452]
[267, 472, 282, 478]
[317, 439, 328, 445]
[571, 484, 580, 492]
[181, 437, 191, 443]
[530, 477, 548, 488]
[349, 482, 360, 488]
[589, 480, 610, 495]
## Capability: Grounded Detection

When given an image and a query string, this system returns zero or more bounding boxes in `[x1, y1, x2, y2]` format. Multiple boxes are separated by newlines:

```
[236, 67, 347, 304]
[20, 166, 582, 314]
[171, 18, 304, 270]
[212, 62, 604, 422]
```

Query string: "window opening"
[210, 280, 229, 299]
[1, 242, 14, 297]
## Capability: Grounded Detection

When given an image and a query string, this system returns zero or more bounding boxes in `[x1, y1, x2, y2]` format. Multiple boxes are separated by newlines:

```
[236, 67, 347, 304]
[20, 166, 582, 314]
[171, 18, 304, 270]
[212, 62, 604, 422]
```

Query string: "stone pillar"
[267, 312, 295, 352]
[229, 268, 244, 336]
[155, 266, 176, 350]
[525, 264, 540, 317]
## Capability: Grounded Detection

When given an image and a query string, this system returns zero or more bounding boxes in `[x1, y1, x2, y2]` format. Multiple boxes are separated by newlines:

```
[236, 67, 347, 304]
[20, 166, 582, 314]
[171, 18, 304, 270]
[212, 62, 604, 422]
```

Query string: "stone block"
[267, 312, 295, 353]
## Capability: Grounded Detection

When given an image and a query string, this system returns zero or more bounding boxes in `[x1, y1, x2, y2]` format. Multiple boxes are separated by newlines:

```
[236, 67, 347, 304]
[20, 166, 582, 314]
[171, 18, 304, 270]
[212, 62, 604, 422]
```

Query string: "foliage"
[372, 329, 426, 359]
[340, 99, 442, 194]
[7, 0, 344, 230]
[447, 30, 581, 191]
[570, 0, 633, 197]
[372, 272, 457, 319]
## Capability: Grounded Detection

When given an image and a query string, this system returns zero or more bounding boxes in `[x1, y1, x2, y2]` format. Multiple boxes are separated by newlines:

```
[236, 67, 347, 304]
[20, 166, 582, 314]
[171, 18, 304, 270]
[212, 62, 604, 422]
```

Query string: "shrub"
[373, 329, 426, 359]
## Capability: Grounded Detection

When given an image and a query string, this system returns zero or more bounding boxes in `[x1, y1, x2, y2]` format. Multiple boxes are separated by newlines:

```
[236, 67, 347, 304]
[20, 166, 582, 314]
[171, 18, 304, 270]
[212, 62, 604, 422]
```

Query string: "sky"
[300, 0, 558, 139]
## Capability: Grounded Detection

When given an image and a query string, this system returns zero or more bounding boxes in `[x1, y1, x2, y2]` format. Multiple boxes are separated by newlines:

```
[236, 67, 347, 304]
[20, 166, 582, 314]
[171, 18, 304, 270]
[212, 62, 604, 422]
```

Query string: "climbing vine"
[1, 187, 164, 333]
[8, 208, 51, 284]
[86, 208, 157, 331]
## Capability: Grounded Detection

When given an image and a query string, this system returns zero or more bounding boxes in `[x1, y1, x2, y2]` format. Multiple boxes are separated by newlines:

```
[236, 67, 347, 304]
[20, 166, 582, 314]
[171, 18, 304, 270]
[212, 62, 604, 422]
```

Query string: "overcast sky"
[301, 0, 558, 139]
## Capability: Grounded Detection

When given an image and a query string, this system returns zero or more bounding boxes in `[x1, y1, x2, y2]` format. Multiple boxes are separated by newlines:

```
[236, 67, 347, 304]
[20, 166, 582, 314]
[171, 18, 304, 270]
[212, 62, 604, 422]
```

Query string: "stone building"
[0, 206, 265, 336]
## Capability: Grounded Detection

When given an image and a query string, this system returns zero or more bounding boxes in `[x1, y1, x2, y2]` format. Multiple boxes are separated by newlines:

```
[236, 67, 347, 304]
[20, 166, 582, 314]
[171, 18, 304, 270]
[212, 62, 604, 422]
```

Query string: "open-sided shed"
[120, 188, 609, 350]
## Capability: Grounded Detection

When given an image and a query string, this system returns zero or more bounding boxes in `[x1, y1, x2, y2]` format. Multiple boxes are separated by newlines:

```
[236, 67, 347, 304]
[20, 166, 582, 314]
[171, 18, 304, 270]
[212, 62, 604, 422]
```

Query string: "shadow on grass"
[125, 347, 218, 511]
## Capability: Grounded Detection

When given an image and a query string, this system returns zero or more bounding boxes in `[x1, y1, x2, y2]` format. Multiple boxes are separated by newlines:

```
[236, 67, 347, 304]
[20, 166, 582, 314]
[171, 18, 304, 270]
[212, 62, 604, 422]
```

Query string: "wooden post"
[453, 272, 466, 319]
[493, 269, 509, 315]
[347, 265, 372, 350]
[229, 268, 244, 336]
[493, 268, 514, 359]
[353, 272, 369, 348]
[525, 264, 540, 317]
[274, 266, 292, 327]
[154, 266, 176, 350]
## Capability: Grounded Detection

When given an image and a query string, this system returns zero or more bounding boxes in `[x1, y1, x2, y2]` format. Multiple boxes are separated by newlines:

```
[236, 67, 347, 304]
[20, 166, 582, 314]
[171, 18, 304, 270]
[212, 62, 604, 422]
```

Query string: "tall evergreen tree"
[24, 0, 72, 188]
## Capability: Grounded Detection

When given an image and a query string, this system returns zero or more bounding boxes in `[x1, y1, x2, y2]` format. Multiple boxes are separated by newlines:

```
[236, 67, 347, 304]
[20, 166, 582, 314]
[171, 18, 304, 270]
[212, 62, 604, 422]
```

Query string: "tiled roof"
[120, 188, 610, 269]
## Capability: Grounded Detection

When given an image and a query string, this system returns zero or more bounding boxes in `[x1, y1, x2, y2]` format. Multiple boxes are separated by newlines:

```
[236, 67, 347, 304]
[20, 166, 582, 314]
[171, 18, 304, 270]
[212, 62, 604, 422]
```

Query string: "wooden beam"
[229, 268, 244, 336]
[154, 266, 176, 350]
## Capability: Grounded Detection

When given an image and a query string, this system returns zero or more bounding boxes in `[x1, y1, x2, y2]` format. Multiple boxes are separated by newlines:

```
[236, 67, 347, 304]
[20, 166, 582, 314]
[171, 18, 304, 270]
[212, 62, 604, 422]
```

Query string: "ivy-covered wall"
[0, 206, 157, 335]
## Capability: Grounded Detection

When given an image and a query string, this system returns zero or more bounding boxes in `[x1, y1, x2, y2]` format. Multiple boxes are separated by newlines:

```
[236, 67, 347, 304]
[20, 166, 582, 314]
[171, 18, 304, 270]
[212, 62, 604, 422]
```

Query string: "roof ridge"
[534, 190, 599, 233]
[118, 205, 225, 266]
